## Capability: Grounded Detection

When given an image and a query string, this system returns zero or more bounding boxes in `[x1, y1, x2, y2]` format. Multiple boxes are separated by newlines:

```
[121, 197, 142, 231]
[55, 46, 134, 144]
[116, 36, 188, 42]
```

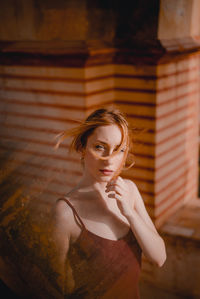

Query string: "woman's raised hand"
[105, 176, 135, 219]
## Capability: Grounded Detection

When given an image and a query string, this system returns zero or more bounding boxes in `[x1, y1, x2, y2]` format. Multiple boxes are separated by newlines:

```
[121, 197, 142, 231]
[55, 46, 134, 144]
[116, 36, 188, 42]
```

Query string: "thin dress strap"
[57, 197, 86, 230]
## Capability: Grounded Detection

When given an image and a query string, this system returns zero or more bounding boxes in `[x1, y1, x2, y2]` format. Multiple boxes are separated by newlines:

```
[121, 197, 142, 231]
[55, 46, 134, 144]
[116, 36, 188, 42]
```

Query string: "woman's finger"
[106, 185, 122, 195]
[114, 193, 122, 201]
[106, 182, 123, 190]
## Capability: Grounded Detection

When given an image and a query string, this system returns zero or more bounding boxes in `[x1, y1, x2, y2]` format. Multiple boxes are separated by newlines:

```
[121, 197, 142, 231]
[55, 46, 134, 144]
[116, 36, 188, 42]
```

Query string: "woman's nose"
[102, 151, 115, 164]
[103, 148, 114, 157]
[102, 160, 113, 169]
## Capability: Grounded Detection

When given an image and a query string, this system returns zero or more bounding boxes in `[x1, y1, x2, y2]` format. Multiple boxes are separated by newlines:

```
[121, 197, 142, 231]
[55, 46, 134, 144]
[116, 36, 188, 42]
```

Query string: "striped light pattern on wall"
[154, 57, 199, 227]
[114, 64, 157, 221]
[0, 56, 199, 226]
[115, 56, 199, 227]
[0, 64, 115, 206]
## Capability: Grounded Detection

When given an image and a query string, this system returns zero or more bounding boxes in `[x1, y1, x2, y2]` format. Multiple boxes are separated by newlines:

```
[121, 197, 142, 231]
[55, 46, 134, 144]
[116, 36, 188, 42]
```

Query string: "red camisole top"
[59, 197, 142, 299]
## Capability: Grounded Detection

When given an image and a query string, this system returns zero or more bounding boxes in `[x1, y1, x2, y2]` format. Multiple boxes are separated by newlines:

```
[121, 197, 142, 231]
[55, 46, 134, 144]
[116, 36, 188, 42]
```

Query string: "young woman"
[51, 107, 166, 298]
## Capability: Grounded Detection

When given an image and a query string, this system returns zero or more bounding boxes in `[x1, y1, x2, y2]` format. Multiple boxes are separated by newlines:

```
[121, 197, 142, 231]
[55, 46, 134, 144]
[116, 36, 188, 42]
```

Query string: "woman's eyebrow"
[96, 140, 107, 144]
[96, 140, 121, 147]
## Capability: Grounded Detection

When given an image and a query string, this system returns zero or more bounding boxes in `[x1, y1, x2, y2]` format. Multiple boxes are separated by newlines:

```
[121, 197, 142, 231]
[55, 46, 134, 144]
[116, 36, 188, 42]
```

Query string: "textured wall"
[0, 0, 88, 41]
[0, 64, 115, 198]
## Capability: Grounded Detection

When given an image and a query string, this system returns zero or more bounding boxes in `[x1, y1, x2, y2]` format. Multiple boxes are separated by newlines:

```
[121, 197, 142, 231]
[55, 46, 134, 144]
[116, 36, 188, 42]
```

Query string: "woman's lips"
[99, 169, 113, 176]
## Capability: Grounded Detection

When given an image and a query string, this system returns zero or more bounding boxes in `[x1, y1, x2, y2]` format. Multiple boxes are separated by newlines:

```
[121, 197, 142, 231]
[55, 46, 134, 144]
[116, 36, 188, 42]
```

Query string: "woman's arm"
[126, 180, 166, 267]
[48, 200, 75, 295]
[106, 177, 166, 267]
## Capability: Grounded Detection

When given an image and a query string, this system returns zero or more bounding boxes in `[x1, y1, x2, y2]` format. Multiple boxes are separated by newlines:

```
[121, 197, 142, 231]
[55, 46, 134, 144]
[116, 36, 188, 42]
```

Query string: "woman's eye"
[95, 145, 104, 150]
[114, 147, 125, 153]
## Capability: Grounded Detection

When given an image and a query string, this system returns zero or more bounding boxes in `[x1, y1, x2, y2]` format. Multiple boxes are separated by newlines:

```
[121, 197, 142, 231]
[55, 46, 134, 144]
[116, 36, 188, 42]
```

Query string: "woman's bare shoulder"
[55, 198, 70, 211]
[51, 197, 75, 229]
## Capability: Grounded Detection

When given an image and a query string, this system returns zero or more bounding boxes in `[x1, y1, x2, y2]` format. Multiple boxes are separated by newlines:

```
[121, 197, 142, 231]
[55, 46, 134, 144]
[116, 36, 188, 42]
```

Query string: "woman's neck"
[77, 173, 110, 193]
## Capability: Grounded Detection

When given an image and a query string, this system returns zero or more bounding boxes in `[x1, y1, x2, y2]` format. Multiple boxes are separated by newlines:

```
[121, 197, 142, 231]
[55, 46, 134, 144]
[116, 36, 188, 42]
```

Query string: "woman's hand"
[106, 177, 167, 267]
[105, 176, 134, 219]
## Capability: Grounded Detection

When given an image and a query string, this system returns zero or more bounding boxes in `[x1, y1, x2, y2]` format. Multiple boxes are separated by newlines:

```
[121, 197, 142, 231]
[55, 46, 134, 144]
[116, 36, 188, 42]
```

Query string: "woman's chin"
[98, 175, 115, 182]
[100, 177, 111, 182]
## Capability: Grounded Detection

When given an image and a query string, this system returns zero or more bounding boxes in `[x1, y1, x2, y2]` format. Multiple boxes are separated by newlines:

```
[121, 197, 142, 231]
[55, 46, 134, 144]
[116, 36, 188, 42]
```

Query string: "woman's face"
[82, 124, 127, 182]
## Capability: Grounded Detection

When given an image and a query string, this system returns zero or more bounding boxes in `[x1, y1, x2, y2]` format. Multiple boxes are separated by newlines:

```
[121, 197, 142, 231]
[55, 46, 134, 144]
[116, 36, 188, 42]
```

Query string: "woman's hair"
[55, 107, 135, 172]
